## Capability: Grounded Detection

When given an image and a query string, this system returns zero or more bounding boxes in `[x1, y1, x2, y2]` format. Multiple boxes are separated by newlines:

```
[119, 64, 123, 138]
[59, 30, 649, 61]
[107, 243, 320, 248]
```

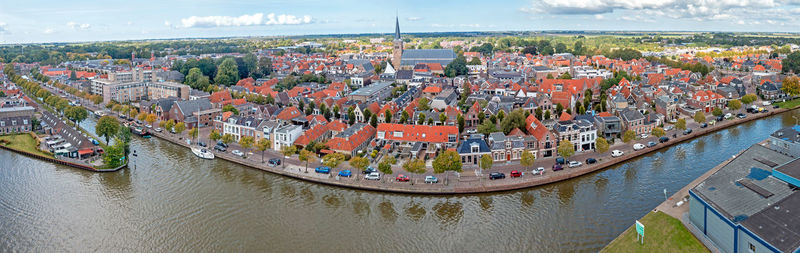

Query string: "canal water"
[1, 111, 798, 252]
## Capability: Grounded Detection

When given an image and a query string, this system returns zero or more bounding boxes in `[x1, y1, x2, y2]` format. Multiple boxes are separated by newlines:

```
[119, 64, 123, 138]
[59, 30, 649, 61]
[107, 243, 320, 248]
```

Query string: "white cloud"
[0, 22, 7, 34]
[522, 0, 800, 24]
[180, 13, 312, 28]
[164, 21, 171, 27]
[43, 28, 54, 34]
[66, 21, 91, 30]
[594, 14, 605, 20]
[126, 21, 133, 26]
[407, 16, 422, 21]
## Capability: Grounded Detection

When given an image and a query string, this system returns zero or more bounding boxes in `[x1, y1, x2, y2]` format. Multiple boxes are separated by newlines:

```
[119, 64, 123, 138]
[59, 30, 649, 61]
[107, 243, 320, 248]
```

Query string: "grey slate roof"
[401, 49, 456, 67]
[692, 144, 795, 221]
[457, 137, 491, 154]
[620, 109, 645, 122]
[174, 98, 213, 117]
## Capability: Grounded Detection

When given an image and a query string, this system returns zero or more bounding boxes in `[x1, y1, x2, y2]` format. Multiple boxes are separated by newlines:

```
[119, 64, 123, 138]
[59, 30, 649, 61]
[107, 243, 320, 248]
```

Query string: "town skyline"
[4, 0, 800, 44]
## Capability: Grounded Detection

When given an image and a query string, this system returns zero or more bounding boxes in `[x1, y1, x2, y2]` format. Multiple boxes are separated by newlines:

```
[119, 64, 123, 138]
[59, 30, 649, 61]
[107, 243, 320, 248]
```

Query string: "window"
[749, 243, 755, 253]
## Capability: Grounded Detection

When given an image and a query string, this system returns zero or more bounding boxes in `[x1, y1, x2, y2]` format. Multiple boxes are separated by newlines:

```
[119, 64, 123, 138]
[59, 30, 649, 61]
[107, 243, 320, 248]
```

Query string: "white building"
[273, 124, 303, 151]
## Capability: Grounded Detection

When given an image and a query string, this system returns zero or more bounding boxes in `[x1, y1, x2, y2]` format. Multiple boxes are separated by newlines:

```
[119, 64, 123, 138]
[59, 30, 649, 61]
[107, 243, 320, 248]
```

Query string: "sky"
[2, 0, 800, 44]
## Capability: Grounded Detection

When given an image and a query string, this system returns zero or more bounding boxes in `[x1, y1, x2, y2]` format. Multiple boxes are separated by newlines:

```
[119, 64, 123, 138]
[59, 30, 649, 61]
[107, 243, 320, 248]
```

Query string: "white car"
[532, 167, 545, 175]
[365, 172, 381, 180]
[762, 101, 771, 106]
[568, 161, 582, 168]
[724, 113, 733, 119]
[633, 143, 645, 151]
[231, 150, 244, 156]
[639, 133, 649, 139]
[664, 125, 674, 131]
[611, 150, 624, 157]
[466, 129, 477, 134]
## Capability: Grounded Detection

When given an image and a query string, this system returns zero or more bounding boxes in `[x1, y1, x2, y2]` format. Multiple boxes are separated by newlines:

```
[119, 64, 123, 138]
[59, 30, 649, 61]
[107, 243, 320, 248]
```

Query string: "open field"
[601, 211, 707, 253]
[0, 133, 52, 158]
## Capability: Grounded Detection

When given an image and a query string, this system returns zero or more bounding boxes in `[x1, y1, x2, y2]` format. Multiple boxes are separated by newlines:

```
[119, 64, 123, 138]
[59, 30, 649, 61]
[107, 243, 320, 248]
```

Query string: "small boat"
[191, 147, 215, 160]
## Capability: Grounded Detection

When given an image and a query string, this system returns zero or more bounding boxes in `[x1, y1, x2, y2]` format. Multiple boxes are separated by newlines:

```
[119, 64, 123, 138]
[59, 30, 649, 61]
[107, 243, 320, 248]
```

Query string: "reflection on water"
[1, 110, 798, 252]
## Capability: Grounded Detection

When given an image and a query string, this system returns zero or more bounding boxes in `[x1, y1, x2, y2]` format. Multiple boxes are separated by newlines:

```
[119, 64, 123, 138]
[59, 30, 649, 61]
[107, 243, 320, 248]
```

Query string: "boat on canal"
[191, 147, 215, 159]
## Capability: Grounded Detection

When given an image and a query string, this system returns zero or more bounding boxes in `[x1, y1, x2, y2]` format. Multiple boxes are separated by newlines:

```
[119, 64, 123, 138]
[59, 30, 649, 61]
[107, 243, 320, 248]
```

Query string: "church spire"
[394, 15, 401, 40]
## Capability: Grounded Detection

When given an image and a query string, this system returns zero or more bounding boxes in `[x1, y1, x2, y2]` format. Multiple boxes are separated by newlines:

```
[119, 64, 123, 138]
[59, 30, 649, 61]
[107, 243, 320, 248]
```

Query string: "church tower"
[392, 15, 403, 70]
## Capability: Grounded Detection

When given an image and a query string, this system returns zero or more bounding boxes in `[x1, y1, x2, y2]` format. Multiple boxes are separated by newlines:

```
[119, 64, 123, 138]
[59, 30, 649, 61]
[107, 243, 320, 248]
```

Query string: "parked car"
[639, 133, 649, 139]
[362, 166, 377, 174]
[684, 129, 693, 135]
[198, 141, 207, 147]
[724, 113, 733, 119]
[611, 150, 624, 157]
[647, 141, 657, 147]
[315, 166, 330, 174]
[231, 150, 244, 156]
[737, 113, 747, 119]
[664, 125, 674, 131]
[146, 124, 152, 128]
[466, 129, 477, 134]
[700, 123, 708, 128]
[762, 101, 772, 106]
[568, 161, 582, 168]
[365, 172, 381, 180]
[532, 167, 545, 175]
[216, 141, 228, 148]
[659, 137, 670, 143]
[338, 170, 352, 177]
[268, 158, 281, 167]
[424, 176, 439, 184]
[633, 143, 645, 150]
[552, 164, 563, 171]
[489, 172, 506, 180]
[510, 170, 522, 177]
[774, 105, 780, 109]
[154, 127, 163, 132]
[214, 145, 227, 152]
[585, 158, 597, 164]
[716, 115, 724, 122]
[555, 157, 566, 164]
[396, 174, 409, 182]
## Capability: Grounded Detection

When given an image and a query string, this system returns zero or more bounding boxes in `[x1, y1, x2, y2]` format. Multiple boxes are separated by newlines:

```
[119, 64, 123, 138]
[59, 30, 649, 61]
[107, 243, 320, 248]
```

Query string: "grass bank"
[600, 211, 708, 253]
[775, 98, 800, 109]
[0, 133, 53, 158]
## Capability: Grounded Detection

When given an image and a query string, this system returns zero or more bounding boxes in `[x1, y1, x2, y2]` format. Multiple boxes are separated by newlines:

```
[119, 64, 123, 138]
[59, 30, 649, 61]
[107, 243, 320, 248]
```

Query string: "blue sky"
[2, 0, 800, 44]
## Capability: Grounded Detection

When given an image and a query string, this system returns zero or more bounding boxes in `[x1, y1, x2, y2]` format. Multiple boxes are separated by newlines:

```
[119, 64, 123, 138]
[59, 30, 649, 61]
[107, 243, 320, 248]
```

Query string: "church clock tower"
[392, 16, 403, 70]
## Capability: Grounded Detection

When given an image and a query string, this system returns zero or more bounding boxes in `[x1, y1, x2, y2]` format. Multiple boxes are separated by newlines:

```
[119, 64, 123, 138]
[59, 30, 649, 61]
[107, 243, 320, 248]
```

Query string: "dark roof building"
[401, 49, 457, 68]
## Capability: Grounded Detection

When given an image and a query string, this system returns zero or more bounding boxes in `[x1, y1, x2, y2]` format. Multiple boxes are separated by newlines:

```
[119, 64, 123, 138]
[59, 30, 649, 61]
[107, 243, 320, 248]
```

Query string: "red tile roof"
[277, 106, 303, 121]
[376, 123, 459, 143]
[327, 124, 377, 153]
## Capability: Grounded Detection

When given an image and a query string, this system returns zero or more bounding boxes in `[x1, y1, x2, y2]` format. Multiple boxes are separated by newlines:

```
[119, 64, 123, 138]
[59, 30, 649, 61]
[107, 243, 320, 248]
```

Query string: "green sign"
[635, 220, 645, 244]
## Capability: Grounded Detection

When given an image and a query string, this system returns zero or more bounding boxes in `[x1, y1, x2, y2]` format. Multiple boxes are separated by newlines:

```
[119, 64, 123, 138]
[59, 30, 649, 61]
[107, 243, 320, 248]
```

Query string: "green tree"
[214, 58, 239, 86]
[741, 94, 757, 105]
[322, 153, 345, 168]
[439, 113, 447, 125]
[349, 156, 369, 171]
[596, 137, 609, 153]
[623, 130, 636, 143]
[497, 110, 505, 123]
[378, 161, 393, 174]
[209, 129, 222, 142]
[165, 120, 176, 133]
[782, 76, 800, 96]
[651, 127, 666, 138]
[477, 120, 499, 135]
[174, 122, 186, 134]
[694, 111, 706, 124]
[222, 104, 239, 115]
[221, 134, 234, 145]
[417, 97, 430, 111]
[384, 109, 392, 123]
[728, 99, 742, 111]
[299, 149, 313, 172]
[96, 116, 120, 144]
[520, 150, 535, 170]
[432, 150, 462, 173]
[457, 114, 465, 133]
[712, 108, 723, 117]
[782, 51, 800, 73]
[417, 114, 426, 125]
[479, 154, 493, 174]
[102, 137, 126, 168]
[402, 158, 426, 174]
[370, 114, 378, 128]
[188, 127, 199, 140]
[558, 140, 575, 159]
[499, 109, 528, 134]
[281, 145, 297, 158]
[239, 136, 255, 156]
[676, 118, 687, 130]
[185, 67, 210, 91]
[255, 138, 271, 163]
